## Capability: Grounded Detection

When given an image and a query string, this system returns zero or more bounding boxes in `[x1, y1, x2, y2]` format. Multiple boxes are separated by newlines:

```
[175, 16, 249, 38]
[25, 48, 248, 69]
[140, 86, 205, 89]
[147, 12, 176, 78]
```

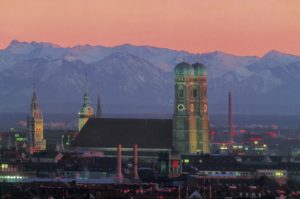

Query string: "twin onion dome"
[174, 62, 207, 76]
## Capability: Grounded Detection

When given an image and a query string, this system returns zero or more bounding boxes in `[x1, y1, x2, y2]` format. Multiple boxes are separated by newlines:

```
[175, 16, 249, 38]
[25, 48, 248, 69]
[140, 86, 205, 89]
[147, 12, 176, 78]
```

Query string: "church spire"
[96, 93, 102, 118]
[83, 73, 91, 106]
[31, 83, 39, 112]
[27, 84, 46, 153]
[31, 83, 42, 119]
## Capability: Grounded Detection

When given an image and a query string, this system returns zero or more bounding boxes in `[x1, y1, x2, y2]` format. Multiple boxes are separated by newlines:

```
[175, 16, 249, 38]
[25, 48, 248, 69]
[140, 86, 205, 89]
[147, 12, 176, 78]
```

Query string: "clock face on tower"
[177, 104, 186, 112]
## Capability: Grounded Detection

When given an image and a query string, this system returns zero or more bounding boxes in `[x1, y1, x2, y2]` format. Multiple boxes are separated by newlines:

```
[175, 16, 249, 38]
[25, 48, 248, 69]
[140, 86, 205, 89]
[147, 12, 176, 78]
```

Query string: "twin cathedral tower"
[27, 62, 210, 154]
[173, 62, 210, 154]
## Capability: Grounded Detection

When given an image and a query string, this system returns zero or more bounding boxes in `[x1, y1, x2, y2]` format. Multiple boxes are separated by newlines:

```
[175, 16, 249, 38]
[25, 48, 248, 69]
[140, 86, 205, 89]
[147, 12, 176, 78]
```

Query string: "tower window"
[193, 89, 197, 97]
[179, 89, 184, 98]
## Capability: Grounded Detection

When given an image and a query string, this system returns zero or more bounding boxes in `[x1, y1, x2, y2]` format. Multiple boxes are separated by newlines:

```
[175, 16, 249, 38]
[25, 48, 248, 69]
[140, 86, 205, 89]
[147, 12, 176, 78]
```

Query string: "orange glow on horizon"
[0, 0, 300, 56]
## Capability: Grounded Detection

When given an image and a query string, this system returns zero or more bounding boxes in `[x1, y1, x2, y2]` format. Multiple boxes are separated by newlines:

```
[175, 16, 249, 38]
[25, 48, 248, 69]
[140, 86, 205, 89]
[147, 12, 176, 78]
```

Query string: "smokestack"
[228, 92, 233, 143]
[134, 144, 139, 180]
[117, 144, 123, 182]
[228, 92, 233, 144]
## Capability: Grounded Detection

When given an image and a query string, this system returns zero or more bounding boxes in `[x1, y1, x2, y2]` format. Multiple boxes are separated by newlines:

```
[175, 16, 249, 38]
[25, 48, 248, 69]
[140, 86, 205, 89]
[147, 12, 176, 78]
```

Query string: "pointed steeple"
[27, 84, 46, 153]
[31, 83, 42, 119]
[96, 93, 102, 118]
[31, 83, 39, 111]
[83, 73, 91, 106]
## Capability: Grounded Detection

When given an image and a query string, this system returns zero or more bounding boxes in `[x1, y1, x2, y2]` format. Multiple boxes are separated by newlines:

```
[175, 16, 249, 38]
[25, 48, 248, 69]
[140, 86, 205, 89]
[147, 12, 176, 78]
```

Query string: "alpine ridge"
[1, 40, 300, 115]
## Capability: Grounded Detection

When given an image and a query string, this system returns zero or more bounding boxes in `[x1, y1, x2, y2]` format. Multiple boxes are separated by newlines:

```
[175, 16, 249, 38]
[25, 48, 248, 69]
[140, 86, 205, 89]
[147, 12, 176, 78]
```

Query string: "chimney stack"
[134, 144, 139, 180]
[229, 92, 233, 144]
[117, 144, 123, 182]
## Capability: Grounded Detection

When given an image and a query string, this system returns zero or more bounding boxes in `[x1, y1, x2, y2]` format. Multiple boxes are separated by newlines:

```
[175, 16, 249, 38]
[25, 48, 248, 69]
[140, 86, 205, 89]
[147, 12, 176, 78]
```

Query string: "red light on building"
[209, 131, 216, 136]
[267, 131, 277, 138]
[240, 129, 246, 134]
[172, 160, 179, 168]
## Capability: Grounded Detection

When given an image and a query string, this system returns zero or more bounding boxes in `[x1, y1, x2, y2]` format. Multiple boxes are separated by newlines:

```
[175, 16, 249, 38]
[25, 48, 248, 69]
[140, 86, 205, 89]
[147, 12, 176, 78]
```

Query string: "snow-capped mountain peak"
[1, 40, 300, 114]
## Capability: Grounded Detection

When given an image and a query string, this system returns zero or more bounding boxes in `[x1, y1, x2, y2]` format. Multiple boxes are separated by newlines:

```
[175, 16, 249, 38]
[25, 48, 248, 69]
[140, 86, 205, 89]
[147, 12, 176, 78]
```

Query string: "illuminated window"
[275, 172, 284, 176]
[1, 164, 8, 169]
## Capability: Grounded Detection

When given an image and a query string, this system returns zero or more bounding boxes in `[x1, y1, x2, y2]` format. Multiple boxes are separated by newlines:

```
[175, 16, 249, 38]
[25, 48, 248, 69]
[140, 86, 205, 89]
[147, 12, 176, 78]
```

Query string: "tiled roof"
[72, 118, 173, 149]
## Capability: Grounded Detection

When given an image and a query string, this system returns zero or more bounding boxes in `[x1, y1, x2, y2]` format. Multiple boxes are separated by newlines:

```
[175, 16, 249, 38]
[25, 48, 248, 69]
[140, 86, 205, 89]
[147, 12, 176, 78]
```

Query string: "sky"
[0, 0, 300, 56]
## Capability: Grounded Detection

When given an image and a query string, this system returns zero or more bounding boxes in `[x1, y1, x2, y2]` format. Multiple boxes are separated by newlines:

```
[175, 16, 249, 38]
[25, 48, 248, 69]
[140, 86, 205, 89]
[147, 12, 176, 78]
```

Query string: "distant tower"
[96, 93, 102, 118]
[78, 78, 94, 132]
[173, 62, 210, 154]
[27, 86, 46, 154]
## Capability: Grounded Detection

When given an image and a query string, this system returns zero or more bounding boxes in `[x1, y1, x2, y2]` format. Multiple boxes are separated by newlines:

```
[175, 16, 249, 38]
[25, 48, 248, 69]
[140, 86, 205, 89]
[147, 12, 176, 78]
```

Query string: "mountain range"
[1, 40, 300, 115]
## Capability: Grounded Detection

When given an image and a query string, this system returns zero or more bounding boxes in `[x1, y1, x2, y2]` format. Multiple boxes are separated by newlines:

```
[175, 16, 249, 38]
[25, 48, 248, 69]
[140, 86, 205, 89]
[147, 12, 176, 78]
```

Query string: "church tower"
[27, 86, 46, 154]
[78, 79, 94, 132]
[173, 62, 210, 154]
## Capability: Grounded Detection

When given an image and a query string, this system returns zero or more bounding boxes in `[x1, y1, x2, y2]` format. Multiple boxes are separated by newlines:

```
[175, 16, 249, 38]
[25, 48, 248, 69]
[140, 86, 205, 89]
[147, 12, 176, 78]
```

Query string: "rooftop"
[72, 118, 173, 149]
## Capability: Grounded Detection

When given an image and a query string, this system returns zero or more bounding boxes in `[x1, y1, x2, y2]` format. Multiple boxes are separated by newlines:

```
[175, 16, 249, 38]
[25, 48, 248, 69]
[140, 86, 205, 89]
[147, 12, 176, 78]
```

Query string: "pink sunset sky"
[0, 0, 300, 56]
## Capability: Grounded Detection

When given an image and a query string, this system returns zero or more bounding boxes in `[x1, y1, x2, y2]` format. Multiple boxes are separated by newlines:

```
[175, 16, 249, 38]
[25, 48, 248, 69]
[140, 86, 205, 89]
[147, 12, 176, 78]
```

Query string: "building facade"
[27, 88, 46, 154]
[173, 62, 210, 154]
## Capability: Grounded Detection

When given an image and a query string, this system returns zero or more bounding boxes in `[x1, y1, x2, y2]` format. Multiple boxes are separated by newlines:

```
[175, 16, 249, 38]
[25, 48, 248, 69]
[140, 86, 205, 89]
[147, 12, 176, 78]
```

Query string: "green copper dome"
[174, 62, 193, 76]
[192, 62, 207, 76]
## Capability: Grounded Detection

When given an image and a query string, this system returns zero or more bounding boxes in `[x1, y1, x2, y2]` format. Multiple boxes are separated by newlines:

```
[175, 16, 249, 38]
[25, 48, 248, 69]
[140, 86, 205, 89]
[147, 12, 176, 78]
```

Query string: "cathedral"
[27, 87, 46, 154]
[72, 62, 210, 155]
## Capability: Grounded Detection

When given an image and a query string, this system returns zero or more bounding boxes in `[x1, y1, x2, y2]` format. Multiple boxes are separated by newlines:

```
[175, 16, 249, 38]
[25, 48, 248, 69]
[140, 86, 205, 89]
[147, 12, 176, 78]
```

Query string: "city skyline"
[1, 0, 300, 56]
[1, 1, 300, 196]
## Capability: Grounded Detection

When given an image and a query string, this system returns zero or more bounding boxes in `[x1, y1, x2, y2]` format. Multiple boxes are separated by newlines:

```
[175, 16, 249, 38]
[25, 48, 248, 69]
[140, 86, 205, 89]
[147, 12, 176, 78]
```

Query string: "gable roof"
[72, 118, 173, 149]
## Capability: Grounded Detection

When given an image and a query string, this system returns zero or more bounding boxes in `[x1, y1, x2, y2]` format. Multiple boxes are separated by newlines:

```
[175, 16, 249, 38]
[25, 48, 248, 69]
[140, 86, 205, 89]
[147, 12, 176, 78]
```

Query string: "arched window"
[179, 89, 184, 98]
[193, 88, 197, 97]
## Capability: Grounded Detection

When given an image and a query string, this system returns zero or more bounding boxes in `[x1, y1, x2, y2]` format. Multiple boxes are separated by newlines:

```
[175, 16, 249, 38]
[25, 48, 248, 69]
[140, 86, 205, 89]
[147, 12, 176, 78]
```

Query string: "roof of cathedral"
[72, 118, 173, 149]
[192, 62, 207, 76]
[175, 62, 207, 76]
[174, 62, 193, 75]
